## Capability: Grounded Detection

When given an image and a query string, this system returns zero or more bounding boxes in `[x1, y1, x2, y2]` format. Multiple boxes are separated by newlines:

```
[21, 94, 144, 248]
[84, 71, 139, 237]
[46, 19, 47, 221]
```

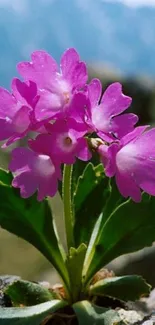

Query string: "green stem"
[62, 164, 75, 251]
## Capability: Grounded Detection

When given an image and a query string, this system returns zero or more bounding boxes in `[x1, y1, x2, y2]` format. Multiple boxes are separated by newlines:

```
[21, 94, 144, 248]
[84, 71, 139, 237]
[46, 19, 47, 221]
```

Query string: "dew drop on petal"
[149, 156, 155, 161]
[6, 116, 11, 123]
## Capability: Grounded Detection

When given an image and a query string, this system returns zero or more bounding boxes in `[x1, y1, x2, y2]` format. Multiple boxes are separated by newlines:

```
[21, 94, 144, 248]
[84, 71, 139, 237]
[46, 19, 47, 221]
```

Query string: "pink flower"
[0, 78, 40, 147]
[17, 48, 88, 122]
[86, 79, 138, 141]
[30, 118, 91, 165]
[9, 144, 61, 201]
[98, 126, 155, 202]
[2, 46, 152, 203]
[65, 91, 90, 125]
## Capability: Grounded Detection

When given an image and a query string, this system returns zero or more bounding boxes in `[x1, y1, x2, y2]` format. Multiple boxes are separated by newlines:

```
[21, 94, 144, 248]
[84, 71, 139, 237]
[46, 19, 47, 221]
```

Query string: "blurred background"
[0, 0, 155, 287]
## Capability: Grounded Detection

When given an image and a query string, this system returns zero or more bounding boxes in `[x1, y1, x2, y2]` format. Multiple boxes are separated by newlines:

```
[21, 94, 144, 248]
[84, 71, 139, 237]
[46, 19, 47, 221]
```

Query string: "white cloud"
[0, 0, 29, 14]
[110, 0, 155, 7]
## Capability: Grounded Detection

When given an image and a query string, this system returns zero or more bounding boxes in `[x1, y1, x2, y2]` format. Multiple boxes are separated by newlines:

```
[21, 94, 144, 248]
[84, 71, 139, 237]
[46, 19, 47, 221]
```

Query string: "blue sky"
[0, 0, 155, 12]
[0, 0, 155, 87]
[118, 0, 155, 6]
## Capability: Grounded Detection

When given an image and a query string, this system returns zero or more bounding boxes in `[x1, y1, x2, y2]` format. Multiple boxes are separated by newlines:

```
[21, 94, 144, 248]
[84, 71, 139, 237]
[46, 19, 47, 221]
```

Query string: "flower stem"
[62, 164, 75, 251]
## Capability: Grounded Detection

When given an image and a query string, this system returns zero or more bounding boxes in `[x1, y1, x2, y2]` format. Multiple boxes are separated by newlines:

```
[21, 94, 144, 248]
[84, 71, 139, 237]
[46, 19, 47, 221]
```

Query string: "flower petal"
[88, 78, 102, 107]
[12, 171, 38, 198]
[70, 61, 88, 88]
[60, 48, 87, 88]
[121, 125, 149, 146]
[116, 170, 141, 202]
[110, 113, 138, 139]
[9, 147, 59, 200]
[60, 48, 79, 78]
[115, 128, 155, 200]
[17, 50, 58, 89]
[0, 87, 17, 118]
[13, 106, 31, 133]
[101, 82, 132, 118]
[76, 138, 92, 161]
[0, 119, 14, 141]
[35, 89, 63, 121]
[99, 143, 119, 177]
[67, 92, 89, 124]
[12, 78, 37, 107]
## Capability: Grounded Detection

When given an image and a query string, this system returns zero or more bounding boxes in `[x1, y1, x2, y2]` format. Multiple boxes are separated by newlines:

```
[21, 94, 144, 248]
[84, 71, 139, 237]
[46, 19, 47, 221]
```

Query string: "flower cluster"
[1, 48, 155, 202]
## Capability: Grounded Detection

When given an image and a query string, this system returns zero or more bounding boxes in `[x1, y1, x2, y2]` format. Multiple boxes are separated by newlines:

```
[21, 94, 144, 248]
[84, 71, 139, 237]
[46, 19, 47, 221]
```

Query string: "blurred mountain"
[0, 0, 155, 87]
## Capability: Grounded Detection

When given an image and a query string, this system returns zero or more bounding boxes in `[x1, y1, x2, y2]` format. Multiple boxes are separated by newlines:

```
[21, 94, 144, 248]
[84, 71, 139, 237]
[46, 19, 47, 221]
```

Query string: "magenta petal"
[138, 179, 155, 197]
[49, 118, 87, 138]
[0, 87, 17, 118]
[134, 157, 155, 196]
[46, 118, 68, 134]
[68, 119, 88, 138]
[98, 144, 109, 167]
[9, 147, 59, 200]
[110, 113, 138, 138]
[101, 82, 132, 118]
[116, 170, 141, 202]
[68, 61, 87, 89]
[106, 143, 120, 177]
[0, 88, 32, 145]
[31, 50, 58, 72]
[0, 119, 14, 141]
[13, 106, 31, 133]
[12, 172, 38, 198]
[60, 48, 79, 79]
[28, 133, 53, 155]
[127, 129, 155, 196]
[17, 50, 58, 89]
[0, 106, 31, 146]
[45, 118, 88, 164]
[35, 89, 63, 121]
[3, 135, 23, 148]
[9, 147, 34, 171]
[60, 48, 87, 88]
[67, 92, 89, 124]
[99, 143, 119, 177]
[99, 141, 142, 201]
[37, 175, 58, 201]
[76, 138, 92, 161]
[134, 128, 155, 145]
[12, 78, 37, 106]
[121, 125, 149, 146]
[9, 147, 34, 172]
[73, 61, 87, 87]
[115, 128, 155, 200]
[97, 131, 114, 143]
[88, 78, 102, 107]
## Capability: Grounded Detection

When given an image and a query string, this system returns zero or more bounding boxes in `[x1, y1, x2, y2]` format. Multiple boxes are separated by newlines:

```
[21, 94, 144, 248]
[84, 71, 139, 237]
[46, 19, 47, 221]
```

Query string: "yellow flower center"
[63, 92, 70, 104]
[64, 136, 72, 146]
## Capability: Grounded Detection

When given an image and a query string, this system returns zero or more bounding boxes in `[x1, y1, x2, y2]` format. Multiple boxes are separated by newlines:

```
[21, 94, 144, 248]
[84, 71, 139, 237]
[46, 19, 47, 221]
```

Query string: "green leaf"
[83, 179, 125, 284]
[73, 163, 110, 247]
[102, 178, 125, 222]
[5, 280, 56, 307]
[83, 194, 155, 285]
[71, 151, 101, 197]
[0, 300, 67, 325]
[73, 301, 143, 325]
[0, 169, 69, 289]
[73, 300, 121, 325]
[66, 244, 87, 302]
[89, 276, 151, 302]
[74, 163, 104, 211]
